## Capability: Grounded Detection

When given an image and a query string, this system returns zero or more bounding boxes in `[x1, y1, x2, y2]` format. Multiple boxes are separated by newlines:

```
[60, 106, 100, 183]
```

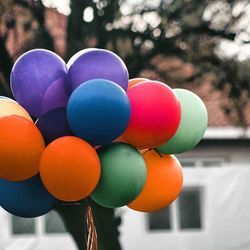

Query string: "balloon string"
[153, 148, 163, 158]
[140, 149, 150, 155]
[85, 204, 98, 250]
[61, 202, 81, 205]
[140, 148, 163, 158]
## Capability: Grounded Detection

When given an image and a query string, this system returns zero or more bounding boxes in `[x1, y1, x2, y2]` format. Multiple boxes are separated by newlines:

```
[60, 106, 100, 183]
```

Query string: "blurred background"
[0, 0, 250, 249]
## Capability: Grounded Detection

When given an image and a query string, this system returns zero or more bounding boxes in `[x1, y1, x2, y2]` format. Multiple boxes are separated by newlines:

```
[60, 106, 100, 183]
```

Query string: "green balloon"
[157, 89, 208, 154]
[90, 142, 147, 208]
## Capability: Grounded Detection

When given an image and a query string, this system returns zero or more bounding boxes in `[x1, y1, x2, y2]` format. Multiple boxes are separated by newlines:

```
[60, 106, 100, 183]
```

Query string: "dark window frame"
[146, 186, 204, 232]
[11, 216, 36, 235]
[177, 186, 204, 231]
[44, 211, 67, 234]
[147, 205, 172, 231]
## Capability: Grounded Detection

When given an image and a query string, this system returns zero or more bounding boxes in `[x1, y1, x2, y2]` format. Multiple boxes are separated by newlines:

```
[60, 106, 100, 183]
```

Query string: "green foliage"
[66, 0, 249, 125]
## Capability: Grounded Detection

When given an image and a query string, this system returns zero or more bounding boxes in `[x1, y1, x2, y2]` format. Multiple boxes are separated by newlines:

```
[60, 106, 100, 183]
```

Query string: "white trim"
[37, 217, 43, 237]
[204, 127, 250, 139]
[171, 201, 178, 232]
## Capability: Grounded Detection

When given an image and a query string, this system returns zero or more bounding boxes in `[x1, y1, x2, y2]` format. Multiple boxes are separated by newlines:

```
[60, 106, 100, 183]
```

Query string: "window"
[147, 186, 203, 232]
[11, 211, 67, 236]
[179, 160, 196, 167]
[178, 157, 224, 168]
[45, 211, 67, 233]
[178, 188, 202, 229]
[202, 160, 222, 167]
[12, 216, 35, 235]
[148, 206, 171, 230]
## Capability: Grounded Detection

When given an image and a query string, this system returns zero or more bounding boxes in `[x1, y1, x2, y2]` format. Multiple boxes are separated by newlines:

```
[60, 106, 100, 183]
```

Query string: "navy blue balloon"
[36, 108, 72, 145]
[67, 79, 131, 145]
[0, 175, 57, 218]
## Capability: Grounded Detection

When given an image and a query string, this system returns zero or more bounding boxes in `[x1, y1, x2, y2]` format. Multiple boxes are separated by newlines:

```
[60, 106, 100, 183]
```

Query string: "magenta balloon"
[67, 48, 129, 92]
[10, 49, 68, 118]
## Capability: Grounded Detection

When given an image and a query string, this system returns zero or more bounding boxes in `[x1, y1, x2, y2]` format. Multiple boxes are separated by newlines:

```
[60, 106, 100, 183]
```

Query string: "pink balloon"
[121, 81, 181, 149]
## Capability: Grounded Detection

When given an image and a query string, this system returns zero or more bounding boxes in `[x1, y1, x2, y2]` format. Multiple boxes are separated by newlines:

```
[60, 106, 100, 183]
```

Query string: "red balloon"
[121, 81, 181, 149]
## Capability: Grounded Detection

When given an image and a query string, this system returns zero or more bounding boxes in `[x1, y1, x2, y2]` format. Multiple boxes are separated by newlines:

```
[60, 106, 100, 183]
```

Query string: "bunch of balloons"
[0, 48, 208, 218]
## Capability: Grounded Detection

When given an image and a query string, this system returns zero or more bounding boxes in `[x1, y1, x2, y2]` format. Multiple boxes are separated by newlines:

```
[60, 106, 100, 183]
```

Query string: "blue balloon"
[0, 175, 57, 218]
[36, 108, 72, 145]
[67, 79, 131, 145]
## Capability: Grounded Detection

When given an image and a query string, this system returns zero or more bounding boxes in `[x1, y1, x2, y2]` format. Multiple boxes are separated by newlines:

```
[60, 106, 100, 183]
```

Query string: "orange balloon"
[128, 150, 183, 212]
[0, 99, 32, 121]
[0, 116, 45, 181]
[128, 78, 148, 89]
[39, 136, 101, 202]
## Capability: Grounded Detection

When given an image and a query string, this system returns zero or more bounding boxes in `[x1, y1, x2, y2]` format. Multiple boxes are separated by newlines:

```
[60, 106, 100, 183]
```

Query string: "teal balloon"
[90, 143, 147, 208]
[157, 89, 208, 154]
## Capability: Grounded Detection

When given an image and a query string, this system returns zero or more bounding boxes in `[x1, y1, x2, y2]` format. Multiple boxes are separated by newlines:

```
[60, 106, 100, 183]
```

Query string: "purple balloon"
[66, 48, 94, 69]
[67, 48, 129, 93]
[36, 108, 72, 145]
[11, 49, 68, 118]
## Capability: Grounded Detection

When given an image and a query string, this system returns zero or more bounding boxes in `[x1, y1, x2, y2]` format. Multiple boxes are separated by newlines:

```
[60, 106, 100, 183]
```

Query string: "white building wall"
[120, 166, 250, 250]
[1, 140, 250, 250]
[0, 208, 78, 250]
[119, 139, 250, 250]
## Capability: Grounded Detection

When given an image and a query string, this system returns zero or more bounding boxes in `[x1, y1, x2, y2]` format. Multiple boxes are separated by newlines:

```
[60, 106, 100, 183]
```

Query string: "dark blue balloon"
[0, 175, 57, 218]
[67, 79, 131, 145]
[36, 108, 72, 145]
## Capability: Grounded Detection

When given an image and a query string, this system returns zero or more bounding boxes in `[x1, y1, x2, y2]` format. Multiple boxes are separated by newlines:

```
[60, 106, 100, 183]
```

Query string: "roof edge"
[204, 127, 250, 139]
